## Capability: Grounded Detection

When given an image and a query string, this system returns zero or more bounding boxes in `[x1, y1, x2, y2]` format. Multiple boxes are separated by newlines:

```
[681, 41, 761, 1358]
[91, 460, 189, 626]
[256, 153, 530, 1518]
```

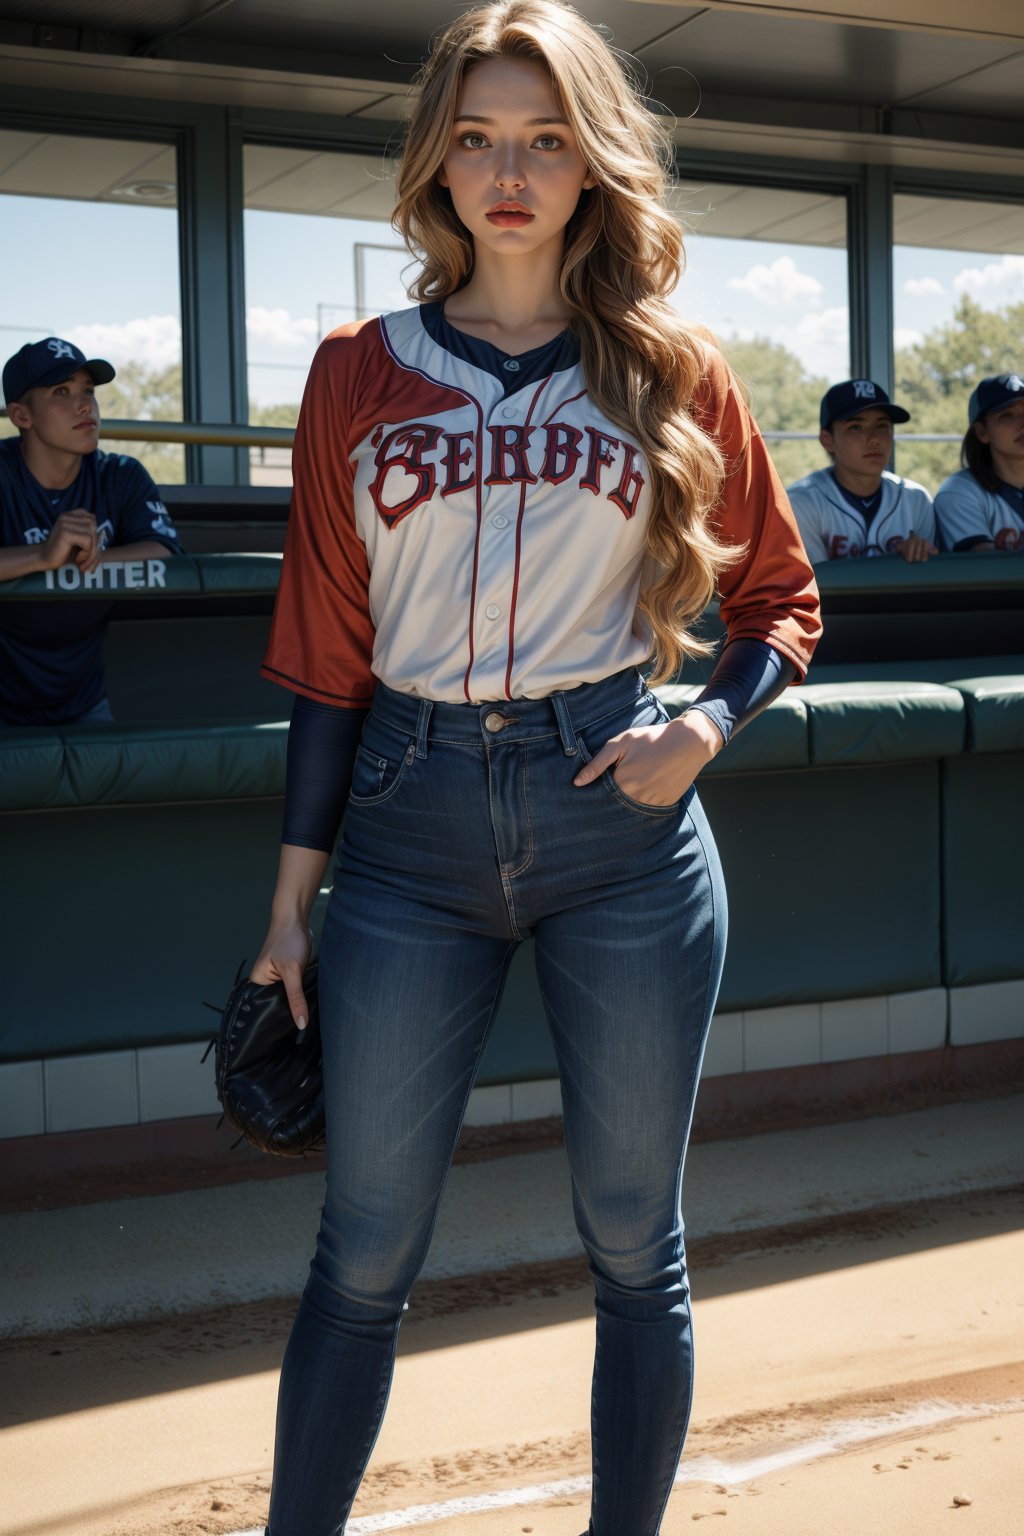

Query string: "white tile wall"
[463, 1084, 513, 1126]
[743, 1003, 822, 1072]
[821, 996, 889, 1063]
[949, 980, 1024, 1046]
[43, 1050, 139, 1133]
[510, 1078, 562, 1120]
[703, 1012, 743, 1077]
[138, 1042, 221, 1122]
[888, 988, 947, 1055]
[0, 1060, 45, 1139]
[11, 984, 1007, 1137]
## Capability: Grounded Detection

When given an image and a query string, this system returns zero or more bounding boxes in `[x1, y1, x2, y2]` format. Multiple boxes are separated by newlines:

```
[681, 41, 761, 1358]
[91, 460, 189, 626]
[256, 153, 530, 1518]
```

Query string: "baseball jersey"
[0, 437, 181, 724]
[262, 307, 821, 707]
[786, 467, 935, 562]
[934, 468, 1024, 552]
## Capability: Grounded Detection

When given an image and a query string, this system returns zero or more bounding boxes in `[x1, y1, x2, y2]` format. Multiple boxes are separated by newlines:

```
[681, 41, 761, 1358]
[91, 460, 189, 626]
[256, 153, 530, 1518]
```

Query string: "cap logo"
[852, 380, 877, 399]
[1007, 375, 1024, 393]
[46, 339, 76, 361]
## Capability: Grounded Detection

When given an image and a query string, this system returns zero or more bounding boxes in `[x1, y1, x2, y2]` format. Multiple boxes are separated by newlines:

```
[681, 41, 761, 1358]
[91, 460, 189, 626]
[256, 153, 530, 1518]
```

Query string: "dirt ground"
[1, 1185, 1021, 1536]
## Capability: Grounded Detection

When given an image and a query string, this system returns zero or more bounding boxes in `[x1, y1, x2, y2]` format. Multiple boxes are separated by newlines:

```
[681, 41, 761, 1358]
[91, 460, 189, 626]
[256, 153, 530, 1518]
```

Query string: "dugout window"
[0, 126, 184, 483]
[670, 179, 850, 487]
[242, 142, 419, 486]
[893, 192, 1024, 496]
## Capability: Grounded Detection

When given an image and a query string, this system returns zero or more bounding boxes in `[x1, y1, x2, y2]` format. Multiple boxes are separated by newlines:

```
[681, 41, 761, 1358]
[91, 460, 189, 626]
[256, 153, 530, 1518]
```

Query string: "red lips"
[486, 200, 533, 226]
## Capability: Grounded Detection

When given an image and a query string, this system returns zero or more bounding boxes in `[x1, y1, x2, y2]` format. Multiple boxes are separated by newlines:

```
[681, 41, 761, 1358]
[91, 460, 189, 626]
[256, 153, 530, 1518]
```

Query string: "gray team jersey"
[934, 468, 1024, 552]
[785, 467, 935, 563]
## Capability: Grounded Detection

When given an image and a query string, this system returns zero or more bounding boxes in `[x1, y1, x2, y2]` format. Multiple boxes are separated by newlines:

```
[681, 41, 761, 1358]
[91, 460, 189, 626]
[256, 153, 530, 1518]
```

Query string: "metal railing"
[0, 414, 963, 450]
[0, 413, 294, 449]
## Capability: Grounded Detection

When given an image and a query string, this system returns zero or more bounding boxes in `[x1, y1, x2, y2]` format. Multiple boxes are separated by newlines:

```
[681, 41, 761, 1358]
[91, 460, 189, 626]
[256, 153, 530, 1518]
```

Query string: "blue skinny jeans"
[267, 666, 727, 1536]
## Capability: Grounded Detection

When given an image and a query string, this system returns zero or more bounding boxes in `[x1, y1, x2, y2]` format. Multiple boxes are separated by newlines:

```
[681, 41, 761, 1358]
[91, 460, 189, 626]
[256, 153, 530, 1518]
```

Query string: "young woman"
[934, 372, 1024, 552]
[253, 3, 820, 1531]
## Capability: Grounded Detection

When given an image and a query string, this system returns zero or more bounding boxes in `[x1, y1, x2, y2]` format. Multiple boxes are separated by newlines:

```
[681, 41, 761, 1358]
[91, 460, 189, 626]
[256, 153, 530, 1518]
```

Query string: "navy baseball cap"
[967, 372, 1024, 425]
[819, 379, 910, 431]
[3, 337, 116, 406]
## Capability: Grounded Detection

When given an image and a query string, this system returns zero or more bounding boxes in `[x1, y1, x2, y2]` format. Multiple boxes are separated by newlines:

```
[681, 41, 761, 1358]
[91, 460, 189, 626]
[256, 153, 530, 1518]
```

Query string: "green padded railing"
[0, 552, 282, 601]
[812, 550, 1024, 597]
[2, 549, 1019, 604]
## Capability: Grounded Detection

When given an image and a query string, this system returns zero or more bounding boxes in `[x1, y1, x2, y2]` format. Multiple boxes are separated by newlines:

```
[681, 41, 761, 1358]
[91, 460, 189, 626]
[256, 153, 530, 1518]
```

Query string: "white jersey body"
[786, 466, 935, 562]
[262, 309, 822, 710]
[934, 468, 1024, 552]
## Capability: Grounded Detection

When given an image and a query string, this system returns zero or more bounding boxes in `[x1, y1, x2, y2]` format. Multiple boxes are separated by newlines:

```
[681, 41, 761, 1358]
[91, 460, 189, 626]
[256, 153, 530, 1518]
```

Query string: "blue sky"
[3, 188, 1022, 414]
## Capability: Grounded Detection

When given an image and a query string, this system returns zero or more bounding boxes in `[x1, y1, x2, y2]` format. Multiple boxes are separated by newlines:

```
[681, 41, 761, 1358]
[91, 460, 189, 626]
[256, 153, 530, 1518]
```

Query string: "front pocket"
[348, 739, 414, 805]
[575, 732, 681, 818]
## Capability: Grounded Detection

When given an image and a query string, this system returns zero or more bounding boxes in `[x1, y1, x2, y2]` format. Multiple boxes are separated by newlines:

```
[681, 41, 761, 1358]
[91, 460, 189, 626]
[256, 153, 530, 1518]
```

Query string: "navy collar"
[419, 300, 581, 397]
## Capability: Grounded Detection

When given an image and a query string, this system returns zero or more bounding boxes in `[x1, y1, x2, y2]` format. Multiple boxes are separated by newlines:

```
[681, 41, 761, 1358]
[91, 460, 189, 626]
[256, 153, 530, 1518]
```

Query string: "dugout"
[0, 1, 1022, 1160]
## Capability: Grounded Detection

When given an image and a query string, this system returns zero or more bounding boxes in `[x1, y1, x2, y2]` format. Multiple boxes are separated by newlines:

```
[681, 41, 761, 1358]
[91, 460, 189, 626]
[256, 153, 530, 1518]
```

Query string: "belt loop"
[550, 691, 579, 757]
[414, 698, 433, 759]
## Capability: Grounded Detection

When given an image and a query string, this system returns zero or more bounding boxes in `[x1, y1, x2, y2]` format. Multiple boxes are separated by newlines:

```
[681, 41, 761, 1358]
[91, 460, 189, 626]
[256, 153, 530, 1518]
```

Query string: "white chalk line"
[227, 1396, 1023, 1536]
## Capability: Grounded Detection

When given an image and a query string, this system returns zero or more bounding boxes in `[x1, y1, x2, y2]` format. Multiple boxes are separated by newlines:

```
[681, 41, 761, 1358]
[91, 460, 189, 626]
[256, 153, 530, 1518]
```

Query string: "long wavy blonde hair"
[393, 0, 740, 682]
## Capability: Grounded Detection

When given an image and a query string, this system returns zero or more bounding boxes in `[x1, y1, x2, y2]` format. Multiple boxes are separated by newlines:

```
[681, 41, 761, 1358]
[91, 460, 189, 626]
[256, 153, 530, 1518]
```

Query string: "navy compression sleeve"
[281, 695, 369, 852]
[684, 638, 795, 746]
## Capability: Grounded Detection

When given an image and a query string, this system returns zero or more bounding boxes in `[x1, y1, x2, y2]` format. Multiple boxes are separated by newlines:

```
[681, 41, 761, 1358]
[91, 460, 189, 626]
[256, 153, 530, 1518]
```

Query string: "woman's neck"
[990, 447, 1024, 490]
[443, 245, 570, 353]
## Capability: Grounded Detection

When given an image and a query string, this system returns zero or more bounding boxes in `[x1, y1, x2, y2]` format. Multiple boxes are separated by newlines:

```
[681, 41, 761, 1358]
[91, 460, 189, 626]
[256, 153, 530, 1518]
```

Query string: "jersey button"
[502, 358, 520, 372]
[484, 602, 501, 620]
[492, 514, 509, 528]
[500, 405, 516, 419]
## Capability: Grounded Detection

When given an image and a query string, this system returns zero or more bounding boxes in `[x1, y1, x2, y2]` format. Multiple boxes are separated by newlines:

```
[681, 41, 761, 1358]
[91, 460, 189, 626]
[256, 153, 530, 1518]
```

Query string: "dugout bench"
[1, 544, 1022, 1108]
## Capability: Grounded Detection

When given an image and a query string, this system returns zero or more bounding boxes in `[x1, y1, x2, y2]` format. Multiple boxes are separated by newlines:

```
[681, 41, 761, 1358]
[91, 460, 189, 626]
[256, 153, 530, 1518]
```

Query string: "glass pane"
[243, 144, 419, 485]
[0, 127, 184, 482]
[670, 180, 849, 486]
[893, 193, 1024, 494]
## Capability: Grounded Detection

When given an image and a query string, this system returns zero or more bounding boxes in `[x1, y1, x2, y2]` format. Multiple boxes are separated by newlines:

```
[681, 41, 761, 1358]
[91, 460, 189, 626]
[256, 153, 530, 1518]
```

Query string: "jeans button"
[484, 711, 509, 733]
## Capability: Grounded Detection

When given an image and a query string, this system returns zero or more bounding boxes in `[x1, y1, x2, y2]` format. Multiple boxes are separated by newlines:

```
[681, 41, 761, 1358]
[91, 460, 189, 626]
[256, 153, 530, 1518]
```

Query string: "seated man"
[787, 379, 937, 564]
[0, 337, 182, 726]
[934, 373, 1024, 553]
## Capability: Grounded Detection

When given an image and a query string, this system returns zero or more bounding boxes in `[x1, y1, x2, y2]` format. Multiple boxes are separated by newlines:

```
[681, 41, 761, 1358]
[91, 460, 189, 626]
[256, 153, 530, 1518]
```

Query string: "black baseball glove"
[205, 959, 325, 1156]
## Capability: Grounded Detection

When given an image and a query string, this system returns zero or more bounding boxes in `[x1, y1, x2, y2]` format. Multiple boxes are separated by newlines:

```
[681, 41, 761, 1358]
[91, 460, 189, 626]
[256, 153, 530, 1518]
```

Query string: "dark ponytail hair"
[960, 422, 1000, 492]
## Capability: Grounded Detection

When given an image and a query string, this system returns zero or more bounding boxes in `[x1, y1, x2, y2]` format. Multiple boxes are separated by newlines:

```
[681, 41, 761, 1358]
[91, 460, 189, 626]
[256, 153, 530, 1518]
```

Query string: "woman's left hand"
[573, 711, 725, 805]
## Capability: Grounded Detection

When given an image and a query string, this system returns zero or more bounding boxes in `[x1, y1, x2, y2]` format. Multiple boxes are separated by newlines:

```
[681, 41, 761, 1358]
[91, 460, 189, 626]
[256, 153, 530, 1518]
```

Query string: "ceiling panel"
[322, 177, 398, 220]
[0, 129, 44, 178]
[187, 0, 708, 61]
[894, 194, 1024, 252]
[243, 144, 321, 199]
[0, 131, 176, 201]
[639, 10, 1017, 112]
[0, 1, 187, 25]
[243, 147, 392, 216]
[347, 92, 412, 122]
[896, 52, 1024, 113]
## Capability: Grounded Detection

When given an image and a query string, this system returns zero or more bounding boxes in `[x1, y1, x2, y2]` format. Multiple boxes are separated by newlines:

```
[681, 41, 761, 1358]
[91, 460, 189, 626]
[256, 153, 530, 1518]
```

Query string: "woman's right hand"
[250, 920, 313, 1030]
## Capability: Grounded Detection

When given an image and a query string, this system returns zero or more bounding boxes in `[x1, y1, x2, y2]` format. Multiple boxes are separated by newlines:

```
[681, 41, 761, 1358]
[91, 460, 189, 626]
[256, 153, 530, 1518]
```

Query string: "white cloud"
[952, 254, 1024, 307]
[66, 315, 181, 371]
[895, 327, 924, 351]
[902, 276, 944, 297]
[728, 256, 824, 308]
[245, 306, 319, 349]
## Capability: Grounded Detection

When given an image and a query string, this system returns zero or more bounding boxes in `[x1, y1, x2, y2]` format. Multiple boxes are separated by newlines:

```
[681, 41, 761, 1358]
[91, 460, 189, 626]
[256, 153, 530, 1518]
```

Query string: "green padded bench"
[2, 551, 1022, 1073]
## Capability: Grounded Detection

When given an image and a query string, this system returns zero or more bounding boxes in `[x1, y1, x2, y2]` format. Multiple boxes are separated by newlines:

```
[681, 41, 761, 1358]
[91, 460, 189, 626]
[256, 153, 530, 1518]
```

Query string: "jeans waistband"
[370, 668, 650, 758]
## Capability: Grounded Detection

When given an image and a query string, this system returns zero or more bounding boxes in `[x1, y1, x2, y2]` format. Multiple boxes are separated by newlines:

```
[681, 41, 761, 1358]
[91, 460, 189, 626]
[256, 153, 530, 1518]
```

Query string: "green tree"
[719, 336, 829, 487]
[894, 295, 1024, 493]
[249, 399, 301, 429]
[100, 361, 185, 485]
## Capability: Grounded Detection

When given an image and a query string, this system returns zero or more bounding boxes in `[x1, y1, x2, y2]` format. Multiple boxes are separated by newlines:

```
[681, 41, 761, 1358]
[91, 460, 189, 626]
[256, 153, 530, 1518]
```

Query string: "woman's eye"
[459, 132, 488, 150]
[534, 135, 562, 150]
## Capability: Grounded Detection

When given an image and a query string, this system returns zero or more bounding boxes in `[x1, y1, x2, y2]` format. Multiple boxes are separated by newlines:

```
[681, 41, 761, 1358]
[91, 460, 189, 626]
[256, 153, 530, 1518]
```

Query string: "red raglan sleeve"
[261, 325, 377, 706]
[696, 348, 822, 678]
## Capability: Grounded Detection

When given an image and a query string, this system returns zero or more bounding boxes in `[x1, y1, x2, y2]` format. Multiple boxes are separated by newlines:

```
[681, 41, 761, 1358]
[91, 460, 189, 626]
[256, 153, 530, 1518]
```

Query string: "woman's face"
[974, 397, 1024, 466]
[438, 56, 594, 262]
